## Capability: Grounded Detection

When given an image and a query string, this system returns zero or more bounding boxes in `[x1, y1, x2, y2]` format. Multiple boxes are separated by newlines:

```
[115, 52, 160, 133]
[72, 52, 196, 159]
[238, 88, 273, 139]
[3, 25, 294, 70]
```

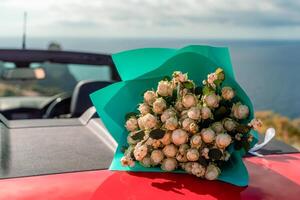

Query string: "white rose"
[133, 144, 148, 161]
[125, 117, 138, 132]
[171, 129, 189, 145]
[165, 117, 178, 130]
[181, 162, 193, 174]
[221, 86, 235, 100]
[140, 156, 152, 167]
[160, 131, 172, 145]
[205, 164, 221, 180]
[201, 128, 216, 143]
[176, 152, 188, 162]
[216, 133, 232, 149]
[182, 94, 198, 108]
[142, 113, 158, 130]
[232, 103, 249, 120]
[223, 118, 236, 132]
[157, 80, 173, 96]
[161, 108, 177, 123]
[121, 156, 135, 167]
[211, 122, 225, 134]
[186, 148, 200, 161]
[182, 118, 194, 131]
[163, 144, 178, 158]
[190, 134, 202, 148]
[187, 107, 201, 120]
[152, 98, 167, 114]
[248, 118, 263, 131]
[191, 162, 206, 177]
[144, 90, 156, 105]
[204, 93, 220, 108]
[151, 150, 164, 165]
[173, 71, 188, 83]
[161, 158, 177, 171]
[201, 106, 212, 120]
[138, 103, 151, 115]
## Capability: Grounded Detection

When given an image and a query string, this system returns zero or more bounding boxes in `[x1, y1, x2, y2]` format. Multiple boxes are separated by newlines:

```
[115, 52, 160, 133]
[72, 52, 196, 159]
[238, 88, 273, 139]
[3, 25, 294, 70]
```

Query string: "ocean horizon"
[1, 38, 300, 118]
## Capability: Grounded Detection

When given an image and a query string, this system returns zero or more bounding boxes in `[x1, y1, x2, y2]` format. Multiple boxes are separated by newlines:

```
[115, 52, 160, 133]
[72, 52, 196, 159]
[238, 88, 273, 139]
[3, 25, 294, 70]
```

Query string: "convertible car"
[0, 49, 299, 200]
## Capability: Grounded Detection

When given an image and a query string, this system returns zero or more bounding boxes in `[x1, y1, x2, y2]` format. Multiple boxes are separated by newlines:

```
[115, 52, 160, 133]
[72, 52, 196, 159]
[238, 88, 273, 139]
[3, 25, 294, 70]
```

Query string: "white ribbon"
[248, 128, 276, 157]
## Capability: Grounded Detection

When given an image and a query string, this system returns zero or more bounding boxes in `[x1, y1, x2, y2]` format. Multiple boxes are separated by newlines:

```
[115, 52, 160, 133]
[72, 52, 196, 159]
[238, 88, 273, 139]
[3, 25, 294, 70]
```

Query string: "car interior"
[0, 49, 298, 180]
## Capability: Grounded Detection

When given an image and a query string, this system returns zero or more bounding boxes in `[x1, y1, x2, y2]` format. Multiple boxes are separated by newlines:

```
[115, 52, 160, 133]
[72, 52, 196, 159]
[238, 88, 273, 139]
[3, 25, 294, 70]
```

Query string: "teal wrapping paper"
[90, 45, 258, 186]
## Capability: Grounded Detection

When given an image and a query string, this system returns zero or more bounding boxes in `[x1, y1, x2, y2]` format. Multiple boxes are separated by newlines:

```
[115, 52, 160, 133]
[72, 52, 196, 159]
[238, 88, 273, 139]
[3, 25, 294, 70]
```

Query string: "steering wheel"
[43, 93, 72, 118]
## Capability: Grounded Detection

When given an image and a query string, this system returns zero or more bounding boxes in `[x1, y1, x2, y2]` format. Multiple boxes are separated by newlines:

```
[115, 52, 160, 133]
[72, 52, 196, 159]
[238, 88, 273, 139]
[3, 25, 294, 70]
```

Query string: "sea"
[1, 38, 300, 118]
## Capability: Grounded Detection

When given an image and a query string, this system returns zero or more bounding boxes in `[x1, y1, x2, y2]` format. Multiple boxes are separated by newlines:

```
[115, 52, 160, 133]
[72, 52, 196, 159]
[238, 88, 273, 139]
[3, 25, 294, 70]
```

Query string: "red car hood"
[1, 153, 300, 200]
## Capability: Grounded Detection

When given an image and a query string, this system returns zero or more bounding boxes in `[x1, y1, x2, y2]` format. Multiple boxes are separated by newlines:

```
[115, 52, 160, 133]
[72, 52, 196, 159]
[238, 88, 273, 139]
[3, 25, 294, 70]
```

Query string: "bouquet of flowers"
[90, 45, 260, 186]
[121, 68, 262, 180]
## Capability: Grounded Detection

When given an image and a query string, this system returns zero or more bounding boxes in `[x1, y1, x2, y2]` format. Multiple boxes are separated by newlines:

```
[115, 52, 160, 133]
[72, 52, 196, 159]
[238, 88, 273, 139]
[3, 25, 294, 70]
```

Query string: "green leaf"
[202, 85, 215, 95]
[149, 129, 165, 139]
[125, 112, 137, 120]
[182, 81, 194, 89]
[131, 130, 145, 141]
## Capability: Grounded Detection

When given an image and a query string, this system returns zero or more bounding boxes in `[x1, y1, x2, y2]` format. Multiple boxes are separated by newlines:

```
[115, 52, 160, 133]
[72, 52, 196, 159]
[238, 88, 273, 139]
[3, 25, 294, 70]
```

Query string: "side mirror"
[2, 68, 46, 80]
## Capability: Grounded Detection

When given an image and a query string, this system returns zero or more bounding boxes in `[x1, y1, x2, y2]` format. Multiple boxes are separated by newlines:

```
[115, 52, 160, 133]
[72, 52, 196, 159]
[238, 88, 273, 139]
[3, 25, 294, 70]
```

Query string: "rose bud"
[216, 133, 232, 149]
[133, 144, 148, 161]
[160, 131, 172, 145]
[211, 122, 225, 134]
[161, 158, 177, 171]
[201, 147, 209, 159]
[187, 148, 200, 161]
[207, 72, 218, 88]
[157, 80, 173, 96]
[190, 134, 202, 148]
[121, 156, 135, 167]
[150, 150, 164, 165]
[176, 152, 188, 162]
[235, 133, 242, 141]
[163, 144, 178, 158]
[144, 90, 156, 105]
[181, 162, 193, 174]
[137, 117, 145, 130]
[248, 118, 263, 131]
[152, 98, 167, 114]
[172, 129, 189, 145]
[125, 117, 138, 132]
[138, 103, 151, 115]
[221, 86, 235, 100]
[182, 94, 198, 108]
[191, 162, 206, 177]
[232, 103, 249, 120]
[165, 117, 178, 130]
[179, 144, 190, 155]
[146, 138, 161, 149]
[140, 156, 152, 167]
[201, 106, 212, 120]
[161, 108, 177, 123]
[187, 107, 201, 120]
[204, 93, 220, 108]
[189, 122, 199, 134]
[223, 151, 231, 161]
[205, 164, 221, 180]
[182, 118, 194, 131]
[223, 118, 237, 132]
[173, 71, 188, 83]
[142, 113, 158, 130]
[201, 128, 216, 143]
[175, 100, 184, 112]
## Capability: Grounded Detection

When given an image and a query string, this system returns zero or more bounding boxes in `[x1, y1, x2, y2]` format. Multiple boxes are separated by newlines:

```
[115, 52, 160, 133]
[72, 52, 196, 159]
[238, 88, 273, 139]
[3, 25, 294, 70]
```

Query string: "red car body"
[1, 153, 300, 200]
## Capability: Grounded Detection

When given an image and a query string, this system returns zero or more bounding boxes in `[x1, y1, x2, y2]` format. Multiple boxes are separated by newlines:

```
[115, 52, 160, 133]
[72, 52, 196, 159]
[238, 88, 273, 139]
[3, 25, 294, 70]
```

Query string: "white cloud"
[0, 0, 300, 38]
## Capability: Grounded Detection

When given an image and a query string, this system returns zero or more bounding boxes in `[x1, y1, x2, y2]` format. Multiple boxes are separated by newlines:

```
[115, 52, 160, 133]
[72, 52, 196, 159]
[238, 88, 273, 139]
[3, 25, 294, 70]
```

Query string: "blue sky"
[1, 0, 300, 39]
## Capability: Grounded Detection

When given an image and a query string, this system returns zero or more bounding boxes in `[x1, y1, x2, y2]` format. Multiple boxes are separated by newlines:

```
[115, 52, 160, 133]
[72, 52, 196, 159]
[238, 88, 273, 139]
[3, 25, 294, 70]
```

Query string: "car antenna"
[22, 12, 27, 49]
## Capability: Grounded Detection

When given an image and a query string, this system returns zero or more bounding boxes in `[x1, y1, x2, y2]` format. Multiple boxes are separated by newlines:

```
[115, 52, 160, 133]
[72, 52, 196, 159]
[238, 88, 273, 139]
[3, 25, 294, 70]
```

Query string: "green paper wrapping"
[90, 45, 258, 187]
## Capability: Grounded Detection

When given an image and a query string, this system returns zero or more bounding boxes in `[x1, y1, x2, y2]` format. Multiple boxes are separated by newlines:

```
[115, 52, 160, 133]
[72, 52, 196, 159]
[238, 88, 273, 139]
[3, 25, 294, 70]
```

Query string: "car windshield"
[0, 61, 112, 97]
